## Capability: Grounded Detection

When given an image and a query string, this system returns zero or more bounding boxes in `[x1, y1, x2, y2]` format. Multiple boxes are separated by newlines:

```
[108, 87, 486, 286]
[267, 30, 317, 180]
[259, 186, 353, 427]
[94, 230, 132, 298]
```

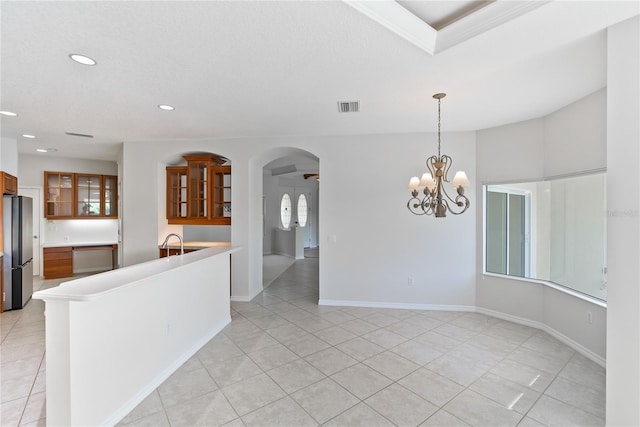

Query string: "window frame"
[484, 185, 532, 278]
[280, 192, 292, 229]
[296, 193, 308, 227]
[482, 171, 608, 306]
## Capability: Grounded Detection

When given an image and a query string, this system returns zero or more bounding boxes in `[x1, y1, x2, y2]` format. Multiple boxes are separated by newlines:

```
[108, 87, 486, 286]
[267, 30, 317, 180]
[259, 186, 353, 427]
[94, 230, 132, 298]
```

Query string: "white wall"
[262, 173, 279, 253]
[18, 153, 117, 186]
[544, 90, 607, 177]
[476, 89, 608, 362]
[606, 15, 640, 426]
[121, 132, 476, 308]
[1, 138, 18, 175]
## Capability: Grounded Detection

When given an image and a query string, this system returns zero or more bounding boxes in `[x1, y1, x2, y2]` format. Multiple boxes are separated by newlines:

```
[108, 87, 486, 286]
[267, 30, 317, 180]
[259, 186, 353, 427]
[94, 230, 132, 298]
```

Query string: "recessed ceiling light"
[69, 54, 97, 66]
[22, 134, 36, 139]
[0, 110, 18, 117]
[36, 148, 58, 153]
[158, 104, 175, 111]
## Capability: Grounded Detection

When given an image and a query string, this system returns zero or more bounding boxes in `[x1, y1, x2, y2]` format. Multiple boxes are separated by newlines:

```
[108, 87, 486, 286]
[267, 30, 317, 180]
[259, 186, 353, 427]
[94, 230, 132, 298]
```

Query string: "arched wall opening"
[243, 146, 320, 301]
[156, 150, 233, 255]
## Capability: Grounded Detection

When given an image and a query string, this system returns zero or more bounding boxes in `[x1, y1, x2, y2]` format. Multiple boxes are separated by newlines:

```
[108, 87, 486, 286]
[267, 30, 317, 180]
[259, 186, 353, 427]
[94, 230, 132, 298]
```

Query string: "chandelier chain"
[437, 97, 441, 158]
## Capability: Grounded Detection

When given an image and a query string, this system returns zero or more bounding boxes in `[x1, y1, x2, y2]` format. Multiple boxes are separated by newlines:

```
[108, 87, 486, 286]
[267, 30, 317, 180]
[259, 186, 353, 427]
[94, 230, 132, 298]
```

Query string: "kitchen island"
[33, 245, 239, 426]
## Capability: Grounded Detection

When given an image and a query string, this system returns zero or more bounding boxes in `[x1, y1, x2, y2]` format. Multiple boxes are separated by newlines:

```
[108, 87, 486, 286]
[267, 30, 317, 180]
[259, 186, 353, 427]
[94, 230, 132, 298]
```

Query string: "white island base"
[33, 246, 239, 426]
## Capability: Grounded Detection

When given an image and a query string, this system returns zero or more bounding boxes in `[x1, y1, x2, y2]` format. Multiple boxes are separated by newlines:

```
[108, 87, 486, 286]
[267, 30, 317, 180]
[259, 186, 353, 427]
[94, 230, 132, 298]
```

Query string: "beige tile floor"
[1, 255, 606, 426]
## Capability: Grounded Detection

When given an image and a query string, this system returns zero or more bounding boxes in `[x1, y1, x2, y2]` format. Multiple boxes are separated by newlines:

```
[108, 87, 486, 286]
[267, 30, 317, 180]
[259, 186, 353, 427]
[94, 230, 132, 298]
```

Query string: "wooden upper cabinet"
[45, 171, 118, 219]
[1, 172, 18, 195]
[166, 166, 187, 221]
[167, 154, 231, 225]
[212, 165, 231, 220]
[103, 175, 118, 218]
[76, 174, 103, 216]
[46, 171, 74, 218]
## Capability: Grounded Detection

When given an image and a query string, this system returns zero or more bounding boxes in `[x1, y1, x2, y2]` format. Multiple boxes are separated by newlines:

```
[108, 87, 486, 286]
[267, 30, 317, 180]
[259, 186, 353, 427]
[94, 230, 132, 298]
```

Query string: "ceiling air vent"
[65, 131, 94, 138]
[337, 101, 359, 113]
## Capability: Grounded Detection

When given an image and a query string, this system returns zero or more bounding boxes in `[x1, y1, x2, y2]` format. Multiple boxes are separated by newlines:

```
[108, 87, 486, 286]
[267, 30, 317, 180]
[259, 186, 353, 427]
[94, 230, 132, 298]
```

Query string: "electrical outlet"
[408, 277, 414, 286]
[587, 312, 593, 324]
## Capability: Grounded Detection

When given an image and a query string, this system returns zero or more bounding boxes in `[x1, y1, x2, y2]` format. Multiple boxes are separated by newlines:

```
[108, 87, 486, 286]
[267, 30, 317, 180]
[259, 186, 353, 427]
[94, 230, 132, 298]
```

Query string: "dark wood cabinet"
[43, 244, 118, 279]
[45, 171, 118, 219]
[158, 248, 199, 258]
[45, 171, 74, 218]
[1, 172, 18, 195]
[166, 166, 188, 221]
[166, 154, 231, 225]
[43, 247, 73, 279]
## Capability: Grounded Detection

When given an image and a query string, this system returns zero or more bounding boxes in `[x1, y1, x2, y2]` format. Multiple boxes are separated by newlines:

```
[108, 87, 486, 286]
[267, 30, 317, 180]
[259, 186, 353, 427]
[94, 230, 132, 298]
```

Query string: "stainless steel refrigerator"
[3, 195, 33, 311]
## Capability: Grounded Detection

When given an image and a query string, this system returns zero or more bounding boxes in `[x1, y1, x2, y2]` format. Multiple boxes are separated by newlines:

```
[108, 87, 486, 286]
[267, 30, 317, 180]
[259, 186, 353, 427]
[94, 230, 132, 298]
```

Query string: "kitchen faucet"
[161, 233, 184, 257]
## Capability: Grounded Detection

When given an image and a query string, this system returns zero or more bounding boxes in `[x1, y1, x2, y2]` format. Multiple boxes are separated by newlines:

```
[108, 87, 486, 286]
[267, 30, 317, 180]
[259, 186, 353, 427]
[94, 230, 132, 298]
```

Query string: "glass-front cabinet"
[45, 172, 74, 218]
[103, 175, 117, 217]
[213, 166, 231, 219]
[76, 174, 102, 216]
[166, 167, 188, 220]
[166, 154, 231, 225]
[45, 171, 118, 219]
[187, 156, 210, 219]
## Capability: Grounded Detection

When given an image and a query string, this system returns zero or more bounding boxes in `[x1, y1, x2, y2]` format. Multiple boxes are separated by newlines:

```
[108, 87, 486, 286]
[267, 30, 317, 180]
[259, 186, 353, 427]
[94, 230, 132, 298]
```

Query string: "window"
[280, 193, 292, 229]
[297, 194, 308, 227]
[484, 172, 607, 301]
[486, 187, 530, 277]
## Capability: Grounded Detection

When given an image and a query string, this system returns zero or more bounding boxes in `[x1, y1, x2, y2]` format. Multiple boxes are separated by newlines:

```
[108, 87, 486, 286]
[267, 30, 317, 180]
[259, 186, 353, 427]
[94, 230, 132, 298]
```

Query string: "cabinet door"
[76, 174, 102, 216]
[2, 172, 18, 195]
[45, 172, 74, 218]
[166, 167, 188, 220]
[43, 247, 73, 279]
[103, 175, 118, 217]
[188, 160, 208, 219]
[212, 166, 231, 224]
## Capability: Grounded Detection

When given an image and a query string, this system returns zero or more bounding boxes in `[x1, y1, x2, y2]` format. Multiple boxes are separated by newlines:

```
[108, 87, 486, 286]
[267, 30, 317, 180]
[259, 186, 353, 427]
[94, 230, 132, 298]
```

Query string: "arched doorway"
[249, 147, 319, 300]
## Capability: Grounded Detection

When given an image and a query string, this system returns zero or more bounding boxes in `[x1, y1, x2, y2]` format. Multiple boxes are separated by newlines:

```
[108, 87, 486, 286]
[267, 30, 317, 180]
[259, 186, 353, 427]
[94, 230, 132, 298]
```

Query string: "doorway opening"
[262, 153, 319, 292]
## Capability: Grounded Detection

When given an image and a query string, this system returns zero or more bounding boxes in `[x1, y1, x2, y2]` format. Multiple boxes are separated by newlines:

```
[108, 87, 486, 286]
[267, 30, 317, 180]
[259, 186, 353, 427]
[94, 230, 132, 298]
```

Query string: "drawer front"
[44, 252, 73, 261]
[44, 247, 73, 279]
[44, 246, 72, 254]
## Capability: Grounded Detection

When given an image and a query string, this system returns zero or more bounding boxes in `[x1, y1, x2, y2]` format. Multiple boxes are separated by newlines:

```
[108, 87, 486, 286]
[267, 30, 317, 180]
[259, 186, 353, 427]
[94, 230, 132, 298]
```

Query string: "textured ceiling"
[0, 1, 638, 161]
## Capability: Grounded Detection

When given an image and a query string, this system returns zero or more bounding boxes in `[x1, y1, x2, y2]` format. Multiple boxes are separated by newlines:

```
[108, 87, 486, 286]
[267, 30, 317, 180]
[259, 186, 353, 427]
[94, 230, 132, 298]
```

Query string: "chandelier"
[407, 93, 470, 217]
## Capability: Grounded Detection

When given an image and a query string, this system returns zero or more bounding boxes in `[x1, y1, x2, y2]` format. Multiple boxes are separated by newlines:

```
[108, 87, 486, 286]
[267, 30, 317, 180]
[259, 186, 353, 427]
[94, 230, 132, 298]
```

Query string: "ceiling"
[0, 1, 637, 162]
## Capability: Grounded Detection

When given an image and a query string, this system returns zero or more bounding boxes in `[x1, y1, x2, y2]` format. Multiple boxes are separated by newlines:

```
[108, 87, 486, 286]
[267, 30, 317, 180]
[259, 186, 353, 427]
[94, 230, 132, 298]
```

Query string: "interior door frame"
[18, 186, 42, 276]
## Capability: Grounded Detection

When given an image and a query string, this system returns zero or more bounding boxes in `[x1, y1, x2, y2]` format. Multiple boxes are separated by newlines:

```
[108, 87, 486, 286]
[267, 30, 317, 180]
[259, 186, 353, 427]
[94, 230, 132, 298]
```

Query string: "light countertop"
[42, 241, 118, 248]
[33, 246, 240, 302]
[158, 241, 231, 250]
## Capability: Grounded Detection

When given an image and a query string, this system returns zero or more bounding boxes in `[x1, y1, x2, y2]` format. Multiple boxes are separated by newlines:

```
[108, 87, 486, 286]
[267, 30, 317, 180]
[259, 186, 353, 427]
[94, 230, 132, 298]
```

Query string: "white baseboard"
[230, 286, 262, 302]
[318, 299, 475, 312]
[105, 316, 231, 426]
[476, 307, 606, 368]
[317, 299, 605, 367]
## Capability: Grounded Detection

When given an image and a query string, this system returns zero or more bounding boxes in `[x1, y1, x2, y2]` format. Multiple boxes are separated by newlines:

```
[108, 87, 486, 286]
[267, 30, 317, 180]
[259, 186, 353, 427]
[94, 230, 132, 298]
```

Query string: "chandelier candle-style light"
[407, 93, 470, 218]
